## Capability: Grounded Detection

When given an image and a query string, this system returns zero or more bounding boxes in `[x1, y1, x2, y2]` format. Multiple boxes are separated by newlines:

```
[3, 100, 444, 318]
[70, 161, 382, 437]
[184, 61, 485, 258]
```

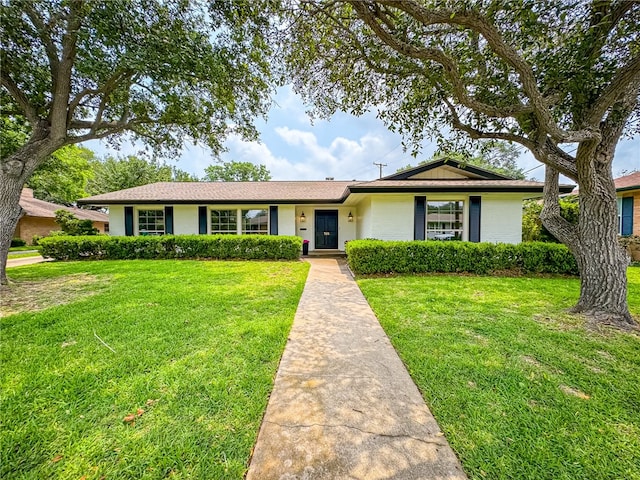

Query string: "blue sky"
[89, 85, 639, 183]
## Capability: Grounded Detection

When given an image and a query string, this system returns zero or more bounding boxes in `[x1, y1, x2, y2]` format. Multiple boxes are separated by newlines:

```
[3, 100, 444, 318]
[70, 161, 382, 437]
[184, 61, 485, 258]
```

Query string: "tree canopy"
[204, 161, 272, 182]
[27, 145, 95, 204]
[87, 155, 197, 195]
[281, 0, 639, 326]
[0, 0, 277, 284]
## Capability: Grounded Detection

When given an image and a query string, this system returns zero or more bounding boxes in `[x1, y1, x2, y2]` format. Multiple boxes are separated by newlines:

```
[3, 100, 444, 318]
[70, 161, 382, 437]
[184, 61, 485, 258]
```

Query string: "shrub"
[10, 238, 26, 247]
[619, 235, 640, 262]
[522, 196, 579, 242]
[54, 209, 99, 236]
[39, 234, 302, 261]
[346, 239, 578, 276]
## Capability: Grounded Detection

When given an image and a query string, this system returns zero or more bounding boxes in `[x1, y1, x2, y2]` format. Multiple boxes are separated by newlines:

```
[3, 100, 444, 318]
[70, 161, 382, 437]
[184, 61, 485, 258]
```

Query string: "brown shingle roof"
[78, 181, 355, 205]
[20, 189, 108, 222]
[615, 172, 640, 191]
[78, 177, 574, 205]
[349, 179, 574, 193]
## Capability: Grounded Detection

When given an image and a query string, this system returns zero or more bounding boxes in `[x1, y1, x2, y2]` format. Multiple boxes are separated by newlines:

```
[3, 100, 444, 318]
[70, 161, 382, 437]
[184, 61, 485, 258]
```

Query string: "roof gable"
[382, 158, 513, 181]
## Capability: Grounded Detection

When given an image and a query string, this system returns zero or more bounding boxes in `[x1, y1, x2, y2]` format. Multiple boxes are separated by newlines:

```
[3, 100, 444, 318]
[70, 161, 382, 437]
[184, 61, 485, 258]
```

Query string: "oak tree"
[0, 0, 275, 283]
[281, 0, 639, 327]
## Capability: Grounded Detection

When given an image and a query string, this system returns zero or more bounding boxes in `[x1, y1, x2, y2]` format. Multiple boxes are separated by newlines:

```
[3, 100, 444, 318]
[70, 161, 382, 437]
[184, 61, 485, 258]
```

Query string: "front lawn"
[1, 260, 309, 479]
[358, 268, 640, 480]
[7, 251, 42, 259]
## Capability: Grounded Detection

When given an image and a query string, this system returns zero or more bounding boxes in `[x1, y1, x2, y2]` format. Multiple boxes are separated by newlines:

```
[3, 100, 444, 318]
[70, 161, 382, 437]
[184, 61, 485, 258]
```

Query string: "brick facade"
[14, 216, 107, 245]
[632, 192, 640, 236]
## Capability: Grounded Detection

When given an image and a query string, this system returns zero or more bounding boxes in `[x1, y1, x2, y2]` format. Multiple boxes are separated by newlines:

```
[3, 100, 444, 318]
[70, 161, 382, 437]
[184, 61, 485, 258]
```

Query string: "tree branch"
[586, 54, 640, 125]
[443, 98, 536, 149]
[540, 166, 579, 248]
[68, 69, 135, 121]
[23, 3, 60, 83]
[1, 73, 39, 125]
[349, 1, 531, 119]
[582, 0, 637, 66]
[50, 0, 82, 140]
[445, 98, 579, 179]
[537, 138, 579, 181]
[366, 0, 601, 144]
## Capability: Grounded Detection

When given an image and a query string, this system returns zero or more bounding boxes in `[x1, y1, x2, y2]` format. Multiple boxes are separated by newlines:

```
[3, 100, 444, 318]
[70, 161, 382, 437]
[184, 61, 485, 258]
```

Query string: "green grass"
[9, 246, 37, 252]
[358, 268, 640, 480]
[1, 260, 309, 479]
[7, 252, 41, 259]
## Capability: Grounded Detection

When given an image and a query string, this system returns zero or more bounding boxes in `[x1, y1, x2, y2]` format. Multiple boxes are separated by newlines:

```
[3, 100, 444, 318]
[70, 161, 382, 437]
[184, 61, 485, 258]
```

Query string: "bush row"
[345, 240, 578, 275]
[39, 235, 302, 261]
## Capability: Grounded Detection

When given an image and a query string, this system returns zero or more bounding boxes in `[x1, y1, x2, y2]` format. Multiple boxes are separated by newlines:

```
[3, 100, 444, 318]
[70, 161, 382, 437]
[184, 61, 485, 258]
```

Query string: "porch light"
[347, 211, 354, 222]
[300, 212, 306, 222]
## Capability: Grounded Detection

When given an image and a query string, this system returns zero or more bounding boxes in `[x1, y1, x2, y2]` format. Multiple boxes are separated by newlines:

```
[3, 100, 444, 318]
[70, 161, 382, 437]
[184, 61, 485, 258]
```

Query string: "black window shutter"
[198, 206, 207, 234]
[414, 196, 426, 240]
[621, 197, 634, 236]
[164, 206, 174, 234]
[124, 206, 134, 236]
[269, 206, 278, 235]
[469, 196, 481, 242]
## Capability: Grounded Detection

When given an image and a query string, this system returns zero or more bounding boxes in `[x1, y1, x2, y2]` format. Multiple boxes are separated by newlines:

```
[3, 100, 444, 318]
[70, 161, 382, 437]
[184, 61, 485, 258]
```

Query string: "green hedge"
[39, 235, 302, 261]
[345, 240, 578, 275]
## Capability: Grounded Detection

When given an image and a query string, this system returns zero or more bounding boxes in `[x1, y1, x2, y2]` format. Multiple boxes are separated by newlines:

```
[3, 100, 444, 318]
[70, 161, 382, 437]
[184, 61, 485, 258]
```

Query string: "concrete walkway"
[247, 258, 467, 480]
[6, 255, 49, 268]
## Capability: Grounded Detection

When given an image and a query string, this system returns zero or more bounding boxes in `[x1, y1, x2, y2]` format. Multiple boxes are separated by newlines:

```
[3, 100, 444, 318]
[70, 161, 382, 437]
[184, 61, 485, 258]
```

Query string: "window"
[211, 210, 238, 234]
[242, 209, 268, 234]
[427, 201, 464, 240]
[138, 209, 164, 235]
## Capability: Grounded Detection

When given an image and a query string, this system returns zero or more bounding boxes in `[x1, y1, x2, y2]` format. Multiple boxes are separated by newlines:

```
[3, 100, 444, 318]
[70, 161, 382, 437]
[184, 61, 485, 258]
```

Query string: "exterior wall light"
[348, 211, 354, 222]
[300, 212, 306, 222]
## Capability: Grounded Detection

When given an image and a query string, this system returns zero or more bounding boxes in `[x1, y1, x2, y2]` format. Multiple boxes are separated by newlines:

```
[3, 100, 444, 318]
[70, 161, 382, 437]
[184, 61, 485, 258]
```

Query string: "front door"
[315, 210, 339, 249]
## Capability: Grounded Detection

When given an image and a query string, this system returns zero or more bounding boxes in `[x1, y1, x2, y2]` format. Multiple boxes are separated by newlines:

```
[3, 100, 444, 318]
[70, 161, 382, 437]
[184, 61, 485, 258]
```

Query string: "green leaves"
[203, 161, 272, 182]
[2, 0, 278, 157]
[38, 234, 302, 261]
[280, 0, 640, 149]
[86, 155, 196, 195]
[27, 145, 95, 204]
[346, 239, 578, 275]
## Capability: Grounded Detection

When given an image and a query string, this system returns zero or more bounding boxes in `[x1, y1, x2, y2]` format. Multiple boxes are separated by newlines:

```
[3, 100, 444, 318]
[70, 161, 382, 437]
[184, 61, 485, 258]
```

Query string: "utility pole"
[373, 162, 387, 179]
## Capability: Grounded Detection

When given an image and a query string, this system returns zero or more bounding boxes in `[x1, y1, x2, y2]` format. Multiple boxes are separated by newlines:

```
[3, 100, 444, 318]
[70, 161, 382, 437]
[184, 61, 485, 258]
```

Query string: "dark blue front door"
[621, 197, 634, 236]
[315, 210, 339, 249]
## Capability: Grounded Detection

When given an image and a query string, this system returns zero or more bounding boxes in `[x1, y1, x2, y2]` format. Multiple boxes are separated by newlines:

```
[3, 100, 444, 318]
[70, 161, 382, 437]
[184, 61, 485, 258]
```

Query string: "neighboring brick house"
[616, 172, 640, 236]
[14, 188, 109, 245]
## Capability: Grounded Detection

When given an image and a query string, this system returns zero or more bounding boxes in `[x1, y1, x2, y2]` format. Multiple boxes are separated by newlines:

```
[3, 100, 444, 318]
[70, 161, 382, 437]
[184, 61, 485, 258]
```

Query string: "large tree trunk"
[1, 132, 59, 285]
[0, 178, 25, 285]
[541, 155, 635, 329]
[573, 185, 633, 325]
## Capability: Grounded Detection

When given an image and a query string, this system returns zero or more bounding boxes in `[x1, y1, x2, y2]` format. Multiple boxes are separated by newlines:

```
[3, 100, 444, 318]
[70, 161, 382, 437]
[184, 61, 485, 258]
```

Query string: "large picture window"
[427, 201, 464, 240]
[242, 209, 268, 234]
[138, 209, 164, 235]
[211, 210, 238, 234]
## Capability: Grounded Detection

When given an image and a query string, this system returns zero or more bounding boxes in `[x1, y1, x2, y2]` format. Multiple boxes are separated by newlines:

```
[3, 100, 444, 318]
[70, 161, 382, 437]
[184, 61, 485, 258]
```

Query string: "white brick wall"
[173, 205, 199, 235]
[108, 205, 125, 236]
[480, 195, 524, 244]
[278, 205, 296, 236]
[370, 196, 414, 241]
